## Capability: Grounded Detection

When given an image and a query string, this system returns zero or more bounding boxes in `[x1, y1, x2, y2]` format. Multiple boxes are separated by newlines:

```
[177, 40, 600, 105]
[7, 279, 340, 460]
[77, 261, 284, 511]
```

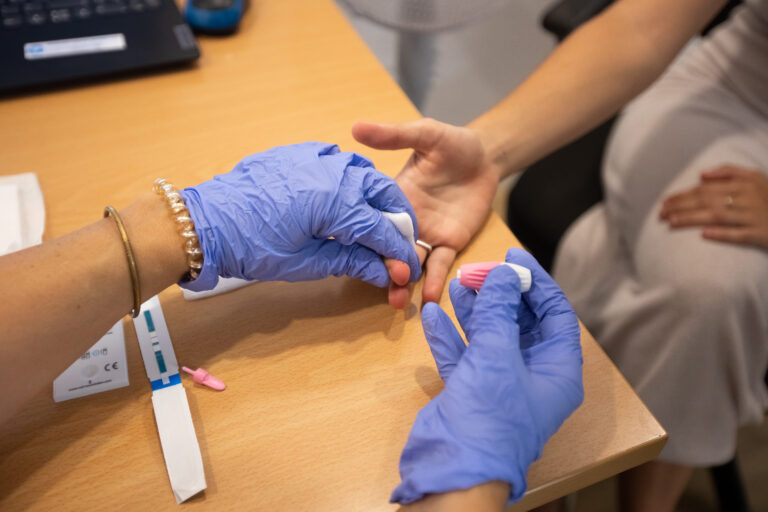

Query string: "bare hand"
[659, 165, 768, 249]
[353, 119, 501, 308]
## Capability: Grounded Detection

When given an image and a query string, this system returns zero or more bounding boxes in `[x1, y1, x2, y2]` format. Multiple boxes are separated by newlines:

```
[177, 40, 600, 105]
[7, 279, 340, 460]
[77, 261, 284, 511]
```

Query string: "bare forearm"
[398, 481, 509, 512]
[470, 0, 726, 177]
[0, 192, 187, 417]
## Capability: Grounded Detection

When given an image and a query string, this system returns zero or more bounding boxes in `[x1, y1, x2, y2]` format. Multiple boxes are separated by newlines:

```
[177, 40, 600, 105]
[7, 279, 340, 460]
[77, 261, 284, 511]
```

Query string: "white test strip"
[133, 296, 206, 504]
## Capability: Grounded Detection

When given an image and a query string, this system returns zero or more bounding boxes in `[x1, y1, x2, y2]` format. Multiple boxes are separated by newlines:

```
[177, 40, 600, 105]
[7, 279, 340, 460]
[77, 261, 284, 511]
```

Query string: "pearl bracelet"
[153, 178, 203, 281]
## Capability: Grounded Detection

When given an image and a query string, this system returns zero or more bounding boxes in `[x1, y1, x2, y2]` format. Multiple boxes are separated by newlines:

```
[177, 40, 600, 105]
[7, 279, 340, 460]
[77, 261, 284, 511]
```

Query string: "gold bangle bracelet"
[152, 178, 203, 281]
[104, 206, 142, 318]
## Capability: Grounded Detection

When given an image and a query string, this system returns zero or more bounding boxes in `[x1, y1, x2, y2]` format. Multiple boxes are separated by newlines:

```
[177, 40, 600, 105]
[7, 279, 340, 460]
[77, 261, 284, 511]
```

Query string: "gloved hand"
[179, 142, 421, 291]
[391, 248, 584, 504]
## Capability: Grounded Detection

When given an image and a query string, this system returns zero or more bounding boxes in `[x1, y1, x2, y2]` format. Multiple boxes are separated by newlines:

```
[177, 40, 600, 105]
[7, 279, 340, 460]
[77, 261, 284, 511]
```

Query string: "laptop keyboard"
[1, 0, 161, 29]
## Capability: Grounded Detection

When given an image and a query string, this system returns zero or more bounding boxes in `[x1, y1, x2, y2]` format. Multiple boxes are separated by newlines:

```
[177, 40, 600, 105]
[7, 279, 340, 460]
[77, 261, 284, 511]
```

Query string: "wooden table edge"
[511, 432, 668, 510]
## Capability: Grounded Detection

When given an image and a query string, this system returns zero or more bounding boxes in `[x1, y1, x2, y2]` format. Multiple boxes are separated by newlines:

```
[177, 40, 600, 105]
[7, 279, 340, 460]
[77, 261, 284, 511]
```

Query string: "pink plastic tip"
[457, 262, 532, 292]
[182, 366, 226, 391]
[458, 262, 504, 290]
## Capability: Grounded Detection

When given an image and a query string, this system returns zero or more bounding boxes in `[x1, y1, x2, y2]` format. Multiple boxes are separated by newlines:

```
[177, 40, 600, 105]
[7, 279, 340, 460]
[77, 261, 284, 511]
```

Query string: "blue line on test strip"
[144, 310, 156, 332]
[134, 297, 182, 391]
[144, 310, 169, 377]
[150, 373, 181, 390]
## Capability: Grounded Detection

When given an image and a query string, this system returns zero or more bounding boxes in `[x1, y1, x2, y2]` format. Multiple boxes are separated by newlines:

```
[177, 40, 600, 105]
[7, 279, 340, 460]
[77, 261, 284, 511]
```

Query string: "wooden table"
[0, 1, 666, 510]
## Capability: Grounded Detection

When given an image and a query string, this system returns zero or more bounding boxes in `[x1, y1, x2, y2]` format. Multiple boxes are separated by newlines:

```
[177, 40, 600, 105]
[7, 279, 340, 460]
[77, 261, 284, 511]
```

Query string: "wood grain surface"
[0, 1, 666, 510]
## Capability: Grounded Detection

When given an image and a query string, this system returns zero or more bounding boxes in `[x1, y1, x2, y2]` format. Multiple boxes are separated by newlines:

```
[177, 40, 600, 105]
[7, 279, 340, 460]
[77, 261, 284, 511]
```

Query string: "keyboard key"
[128, 0, 144, 11]
[95, 2, 126, 14]
[1, 4, 20, 14]
[73, 5, 90, 17]
[144, 0, 159, 8]
[50, 7, 70, 21]
[23, 2, 43, 11]
[2, 13, 23, 26]
[26, 11, 45, 23]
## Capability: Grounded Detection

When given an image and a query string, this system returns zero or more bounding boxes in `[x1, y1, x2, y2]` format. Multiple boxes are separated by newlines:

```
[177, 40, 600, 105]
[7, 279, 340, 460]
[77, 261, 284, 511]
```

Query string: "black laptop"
[0, 0, 199, 92]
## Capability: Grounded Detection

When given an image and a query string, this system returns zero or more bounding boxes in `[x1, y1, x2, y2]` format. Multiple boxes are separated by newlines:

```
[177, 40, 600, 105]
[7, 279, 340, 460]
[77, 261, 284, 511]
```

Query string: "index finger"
[660, 188, 701, 218]
[701, 165, 758, 181]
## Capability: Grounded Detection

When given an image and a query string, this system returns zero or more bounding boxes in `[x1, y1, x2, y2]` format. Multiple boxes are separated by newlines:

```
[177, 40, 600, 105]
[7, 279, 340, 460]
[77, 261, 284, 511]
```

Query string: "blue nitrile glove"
[178, 142, 421, 291]
[391, 248, 584, 504]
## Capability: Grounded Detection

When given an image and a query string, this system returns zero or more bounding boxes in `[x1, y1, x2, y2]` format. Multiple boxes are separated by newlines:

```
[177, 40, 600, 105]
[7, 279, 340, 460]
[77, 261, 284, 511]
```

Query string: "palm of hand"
[353, 119, 501, 304]
[395, 126, 500, 252]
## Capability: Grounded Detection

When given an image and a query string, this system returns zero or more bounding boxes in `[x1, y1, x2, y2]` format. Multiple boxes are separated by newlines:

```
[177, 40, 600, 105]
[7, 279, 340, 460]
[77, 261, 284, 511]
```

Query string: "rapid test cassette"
[53, 321, 129, 402]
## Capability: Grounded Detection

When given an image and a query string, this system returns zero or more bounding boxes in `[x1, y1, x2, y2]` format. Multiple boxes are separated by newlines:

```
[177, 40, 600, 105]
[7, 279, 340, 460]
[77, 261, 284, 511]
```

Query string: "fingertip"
[420, 301, 442, 335]
[421, 301, 441, 317]
[351, 120, 372, 140]
[505, 247, 537, 269]
[449, 277, 475, 302]
[388, 283, 410, 309]
[448, 277, 464, 296]
[352, 121, 390, 147]
[386, 259, 411, 286]
[422, 278, 444, 304]
[420, 301, 452, 341]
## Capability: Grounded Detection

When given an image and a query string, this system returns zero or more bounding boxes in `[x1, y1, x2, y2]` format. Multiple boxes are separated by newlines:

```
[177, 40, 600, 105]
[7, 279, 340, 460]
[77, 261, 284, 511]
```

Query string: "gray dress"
[552, 0, 768, 466]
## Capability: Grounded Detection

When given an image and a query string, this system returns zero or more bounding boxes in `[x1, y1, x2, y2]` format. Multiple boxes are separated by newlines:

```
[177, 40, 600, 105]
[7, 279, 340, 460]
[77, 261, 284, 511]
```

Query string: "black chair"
[506, 1, 752, 511]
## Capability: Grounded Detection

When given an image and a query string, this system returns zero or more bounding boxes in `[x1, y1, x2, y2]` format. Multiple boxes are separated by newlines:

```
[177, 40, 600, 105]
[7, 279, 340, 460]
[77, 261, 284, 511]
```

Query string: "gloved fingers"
[448, 278, 476, 337]
[358, 168, 419, 240]
[343, 165, 420, 261]
[311, 238, 392, 287]
[317, 146, 377, 171]
[467, 265, 522, 352]
[526, 339, 585, 439]
[526, 338, 584, 388]
[329, 204, 422, 283]
[421, 302, 466, 382]
[505, 248, 581, 344]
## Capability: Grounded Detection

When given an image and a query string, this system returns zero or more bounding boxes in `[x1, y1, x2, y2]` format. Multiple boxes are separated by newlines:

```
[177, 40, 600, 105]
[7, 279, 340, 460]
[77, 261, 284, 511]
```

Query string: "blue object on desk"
[185, 0, 244, 33]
